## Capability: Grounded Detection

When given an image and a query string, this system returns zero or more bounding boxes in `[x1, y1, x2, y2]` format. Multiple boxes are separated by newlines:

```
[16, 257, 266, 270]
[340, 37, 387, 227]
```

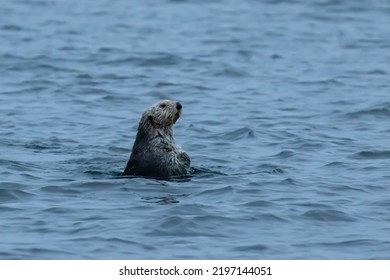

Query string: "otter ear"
[147, 115, 160, 128]
[148, 116, 156, 127]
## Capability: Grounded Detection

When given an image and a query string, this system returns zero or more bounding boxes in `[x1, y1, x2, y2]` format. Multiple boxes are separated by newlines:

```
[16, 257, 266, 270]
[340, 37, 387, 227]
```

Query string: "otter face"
[144, 100, 183, 129]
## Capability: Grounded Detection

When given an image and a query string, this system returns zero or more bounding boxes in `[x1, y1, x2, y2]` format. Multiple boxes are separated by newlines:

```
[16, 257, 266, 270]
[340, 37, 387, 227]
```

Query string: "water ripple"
[302, 210, 357, 222]
[353, 150, 390, 160]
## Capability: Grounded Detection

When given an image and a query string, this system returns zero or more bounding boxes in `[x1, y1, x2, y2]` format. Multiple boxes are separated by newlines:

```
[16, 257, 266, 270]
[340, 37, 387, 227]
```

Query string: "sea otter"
[122, 100, 190, 178]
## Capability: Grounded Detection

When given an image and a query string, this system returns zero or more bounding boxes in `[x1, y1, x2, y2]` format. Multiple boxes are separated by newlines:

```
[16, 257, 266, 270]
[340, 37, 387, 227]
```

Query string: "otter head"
[139, 100, 183, 135]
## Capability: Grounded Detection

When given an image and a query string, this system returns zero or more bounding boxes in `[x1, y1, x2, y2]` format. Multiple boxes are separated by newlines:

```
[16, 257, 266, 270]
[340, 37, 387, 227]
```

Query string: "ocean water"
[1, 0, 389, 259]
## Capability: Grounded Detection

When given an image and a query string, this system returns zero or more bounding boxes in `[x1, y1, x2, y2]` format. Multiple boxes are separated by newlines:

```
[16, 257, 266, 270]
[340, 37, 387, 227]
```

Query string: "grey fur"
[122, 100, 190, 178]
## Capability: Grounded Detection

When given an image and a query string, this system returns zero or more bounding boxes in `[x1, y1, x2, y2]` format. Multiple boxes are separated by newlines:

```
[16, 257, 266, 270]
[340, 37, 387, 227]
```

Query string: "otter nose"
[176, 102, 182, 110]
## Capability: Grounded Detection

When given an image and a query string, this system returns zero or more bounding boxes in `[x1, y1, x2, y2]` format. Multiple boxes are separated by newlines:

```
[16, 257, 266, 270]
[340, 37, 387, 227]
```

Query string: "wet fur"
[123, 100, 190, 178]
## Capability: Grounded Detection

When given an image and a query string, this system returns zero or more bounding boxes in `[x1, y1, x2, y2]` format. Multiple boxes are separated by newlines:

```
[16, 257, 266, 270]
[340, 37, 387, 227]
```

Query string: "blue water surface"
[1, 0, 390, 259]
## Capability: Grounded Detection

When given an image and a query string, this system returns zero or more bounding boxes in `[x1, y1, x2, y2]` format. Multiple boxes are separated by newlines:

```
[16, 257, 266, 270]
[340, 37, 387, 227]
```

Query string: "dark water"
[1, 0, 390, 259]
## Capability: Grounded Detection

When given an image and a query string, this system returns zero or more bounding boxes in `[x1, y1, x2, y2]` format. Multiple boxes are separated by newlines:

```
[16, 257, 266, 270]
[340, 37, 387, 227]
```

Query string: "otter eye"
[160, 103, 166, 108]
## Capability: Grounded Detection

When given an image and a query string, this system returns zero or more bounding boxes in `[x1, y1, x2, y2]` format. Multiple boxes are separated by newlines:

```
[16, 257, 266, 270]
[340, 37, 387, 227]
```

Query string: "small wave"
[0, 189, 35, 202]
[279, 178, 298, 185]
[159, 216, 195, 228]
[190, 167, 226, 177]
[75, 73, 93, 79]
[2, 87, 48, 94]
[204, 65, 250, 78]
[1, 24, 22, 31]
[298, 78, 344, 86]
[0, 206, 23, 212]
[302, 209, 356, 222]
[84, 170, 112, 178]
[367, 69, 387, 75]
[353, 150, 390, 160]
[195, 186, 234, 197]
[41, 207, 72, 214]
[344, 103, 390, 119]
[168, 0, 219, 4]
[293, 202, 331, 209]
[0, 182, 26, 189]
[272, 150, 295, 159]
[220, 127, 255, 140]
[147, 216, 201, 237]
[21, 79, 56, 86]
[192, 215, 237, 224]
[121, 173, 193, 182]
[319, 239, 386, 247]
[331, 185, 367, 193]
[67, 237, 156, 252]
[141, 195, 184, 205]
[254, 164, 285, 174]
[7, 63, 77, 73]
[322, 161, 346, 167]
[99, 237, 156, 250]
[154, 81, 180, 88]
[72, 181, 121, 190]
[102, 53, 183, 67]
[99, 73, 132, 80]
[233, 244, 268, 252]
[22, 247, 74, 259]
[241, 200, 274, 207]
[256, 213, 289, 222]
[148, 215, 230, 238]
[374, 199, 390, 207]
[25, 142, 61, 151]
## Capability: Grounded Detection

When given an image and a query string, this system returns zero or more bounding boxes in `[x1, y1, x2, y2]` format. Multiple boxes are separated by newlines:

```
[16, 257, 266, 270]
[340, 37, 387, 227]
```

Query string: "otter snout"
[176, 102, 182, 111]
